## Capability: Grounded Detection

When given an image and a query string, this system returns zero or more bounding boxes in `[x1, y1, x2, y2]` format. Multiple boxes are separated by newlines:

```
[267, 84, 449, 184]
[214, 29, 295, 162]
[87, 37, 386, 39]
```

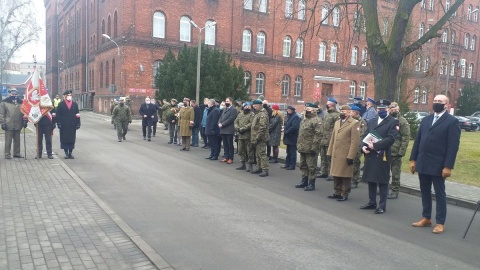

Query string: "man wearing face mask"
[218, 97, 238, 163]
[350, 104, 368, 189]
[387, 102, 410, 199]
[319, 97, 340, 181]
[139, 97, 156, 141]
[0, 89, 27, 159]
[55, 90, 81, 159]
[282, 106, 301, 170]
[112, 98, 132, 142]
[234, 102, 254, 171]
[205, 99, 221, 160]
[410, 95, 460, 234]
[250, 99, 270, 177]
[178, 98, 195, 151]
[326, 105, 361, 200]
[360, 99, 398, 214]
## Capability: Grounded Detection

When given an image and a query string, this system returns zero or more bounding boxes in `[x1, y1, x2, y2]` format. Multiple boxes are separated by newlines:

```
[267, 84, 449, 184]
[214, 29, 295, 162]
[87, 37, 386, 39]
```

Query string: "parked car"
[471, 111, 480, 118]
[464, 116, 480, 131]
[404, 111, 429, 121]
[455, 116, 478, 131]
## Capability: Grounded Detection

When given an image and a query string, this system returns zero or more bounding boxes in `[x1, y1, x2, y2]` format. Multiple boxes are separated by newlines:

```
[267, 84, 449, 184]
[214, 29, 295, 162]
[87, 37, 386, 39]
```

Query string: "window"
[468, 63, 473, 78]
[153, 12, 165, 38]
[423, 56, 429, 72]
[422, 88, 427, 104]
[421, 0, 426, 9]
[298, 0, 306, 20]
[464, 33, 469, 49]
[321, 5, 328, 24]
[419, 22, 424, 39]
[468, 5, 472, 21]
[258, 0, 267, 13]
[442, 29, 448, 43]
[351, 47, 358, 65]
[471, 35, 476, 50]
[332, 7, 340, 27]
[446, 0, 450, 11]
[443, 59, 448, 74]
[429, 0, 434, 10]
[295, 38, 304, 58]
[101, 19, 105, 44]
[294, 76, 302, 96]
[153, 60, 162, 85]
[282, 75, 290, 96]
[427, 25, 432, 42]
[255, 73, 265, 94]
[383, 18, 389, 36]
[415, 56, 421, 71]
[319, 42, 326, 61]
[450, 60, 455, 76]
[244, 71, 251, 92]
[361, 48, 368, 66]
[285, 0, 293, 18]
[439, 59, 445, 74]
[330, 43, 337, 63]
[244, 0, 252, 10]
[114, 11, 118, 38]
[108, 15, 111, 37]
[180, 16, 191, 42]
[360, 82, 366, 98]
[350, 81, 356, 97]
[105, 61, 109, 86]
[205, 20, 216, 45]
[414, 87, 419, 103]
[112, 59, 115, 84]
[353, 11, 360, 31]
[474, 7, 479, 22]
[242, 30, 252, 52]
[257, 32, 266, 54]
[461, 62, 466, 77]
[100, 62, 103, 87]
[451, 30, 455, 44]
[283, 36, 291, 57]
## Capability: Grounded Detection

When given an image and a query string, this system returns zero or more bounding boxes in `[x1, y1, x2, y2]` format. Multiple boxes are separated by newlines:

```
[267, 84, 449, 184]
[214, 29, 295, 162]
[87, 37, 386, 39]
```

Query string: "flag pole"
[36, 124, 39, 159]
[23, 126, 27, 160]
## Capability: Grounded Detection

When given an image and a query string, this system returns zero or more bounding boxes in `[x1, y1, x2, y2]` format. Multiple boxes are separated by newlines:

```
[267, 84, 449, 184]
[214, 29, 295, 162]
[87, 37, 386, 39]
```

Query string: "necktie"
[432, 115, 439, 126]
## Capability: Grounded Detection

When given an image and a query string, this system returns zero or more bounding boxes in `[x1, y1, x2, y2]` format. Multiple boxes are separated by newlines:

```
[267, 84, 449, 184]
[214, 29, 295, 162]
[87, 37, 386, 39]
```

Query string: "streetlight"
[102, 34, 120, 56]
[190, 20, 217, 103]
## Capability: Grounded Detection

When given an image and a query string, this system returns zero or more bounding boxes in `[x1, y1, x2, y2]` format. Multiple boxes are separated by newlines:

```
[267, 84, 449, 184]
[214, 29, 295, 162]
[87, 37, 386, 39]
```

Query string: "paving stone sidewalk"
[0, 132, 167, 270]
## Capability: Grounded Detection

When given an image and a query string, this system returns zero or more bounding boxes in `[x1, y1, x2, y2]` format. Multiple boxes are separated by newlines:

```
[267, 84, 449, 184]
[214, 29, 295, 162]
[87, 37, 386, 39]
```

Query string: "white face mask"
[145, 100, 151, 104]
[66, 96, 72, 101]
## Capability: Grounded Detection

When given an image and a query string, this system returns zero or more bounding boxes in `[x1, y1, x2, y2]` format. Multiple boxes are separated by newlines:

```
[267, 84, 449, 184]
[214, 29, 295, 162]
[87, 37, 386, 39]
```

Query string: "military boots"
[251, 166, 262, 174]
[259, 170, 269, 177]
[246, 163, 253, 172]
[304, 179, 316, 191]
[236, 162, 246, 170]
[295, 177, 308, 188]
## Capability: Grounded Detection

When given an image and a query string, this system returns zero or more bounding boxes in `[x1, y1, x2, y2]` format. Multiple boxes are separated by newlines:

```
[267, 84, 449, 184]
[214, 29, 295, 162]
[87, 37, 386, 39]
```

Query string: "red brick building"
[44, 0, 480, 114]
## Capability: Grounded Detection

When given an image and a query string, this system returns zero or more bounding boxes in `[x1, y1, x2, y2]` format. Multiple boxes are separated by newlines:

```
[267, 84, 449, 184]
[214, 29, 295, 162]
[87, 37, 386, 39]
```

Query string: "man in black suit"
[410, 94, 461, 234]
[360, 99, 398, 214]
[139, 97, 156, 141]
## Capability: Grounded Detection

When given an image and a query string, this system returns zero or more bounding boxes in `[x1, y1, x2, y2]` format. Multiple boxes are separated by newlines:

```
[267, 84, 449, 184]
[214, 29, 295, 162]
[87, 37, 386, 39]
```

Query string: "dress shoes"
[123, 136, 126, 140]
[360, 203, 377, 210]
[226, 159, 233, 164]
[387, 192, 399, 199]
[328, 194, 342, 199]
[191, 144, 199, 147]
[180, 148, 187, 151]
[432, 224, 444, 234]
[280, 165, 287, 169]
[411, 217, 432, 227]
[374, 208, 386, 214]
[220, 158, 228, 162]
[47, 155, 54, 159]
[337, 196, 348, 201]
[210, 157, 218, 160]
[285, 166, 295, 170]
[69, 155, 74, 159]
[317, 174, 328, 178]
[326, 176, 334, 181]
[13, 155, 24, 158]
[148, 138, 151, 141]
[5, 156, 12, 159]
[205, 156, 213, 159]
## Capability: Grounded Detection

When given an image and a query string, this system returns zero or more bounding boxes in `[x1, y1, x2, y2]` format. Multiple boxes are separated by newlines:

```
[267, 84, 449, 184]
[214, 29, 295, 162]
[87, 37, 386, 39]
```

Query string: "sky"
[13, 0, 46, 63]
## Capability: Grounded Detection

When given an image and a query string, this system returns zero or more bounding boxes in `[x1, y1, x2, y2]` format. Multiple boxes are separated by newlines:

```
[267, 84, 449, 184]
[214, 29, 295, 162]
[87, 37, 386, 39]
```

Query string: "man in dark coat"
[205, 99, 221, 160]
[36, 110, 55, 159]
[191, 100, 202, 147]
[218, 97, 238, 164]
[139, 97, 156, 141]
[56, 90, 81, 159]
[410, 94, 461, 234]
[360, 99, 398, 214]
[282, 106, 301, 170]
[151, 98, 160, 137]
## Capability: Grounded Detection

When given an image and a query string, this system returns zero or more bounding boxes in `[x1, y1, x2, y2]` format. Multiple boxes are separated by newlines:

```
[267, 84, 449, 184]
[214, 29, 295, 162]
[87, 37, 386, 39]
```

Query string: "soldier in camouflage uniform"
[164, 99, 178, 144]
[161, 99, 171, 130]
[250, 99, 270, 177]
[319, 97, 340, 181]
[110, 99, 118, 129]
[295, 103, 322, 191]
[387, 102, 410, 199]
[111, 99, 132, 142]
[234, 102, 254, 171]
[350, 104, 368, 188]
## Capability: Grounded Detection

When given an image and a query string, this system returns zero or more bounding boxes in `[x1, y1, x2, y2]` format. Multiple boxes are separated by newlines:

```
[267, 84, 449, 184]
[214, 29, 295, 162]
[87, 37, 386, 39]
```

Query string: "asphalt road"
[57, 112, 480, 270]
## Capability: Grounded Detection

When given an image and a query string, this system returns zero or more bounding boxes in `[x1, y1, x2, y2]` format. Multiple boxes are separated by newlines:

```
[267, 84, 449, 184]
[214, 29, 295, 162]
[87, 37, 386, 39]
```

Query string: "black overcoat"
[283, 112, 301, 145]
[361, 115, 399, 184]
[56, 101, 80, 149]
[139, 103, 156, 126]
[205, 107, 220, 136]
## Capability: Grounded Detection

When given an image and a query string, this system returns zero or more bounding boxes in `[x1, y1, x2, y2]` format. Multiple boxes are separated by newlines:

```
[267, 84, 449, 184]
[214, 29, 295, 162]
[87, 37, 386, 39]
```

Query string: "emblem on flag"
[21, 68, 53, 123]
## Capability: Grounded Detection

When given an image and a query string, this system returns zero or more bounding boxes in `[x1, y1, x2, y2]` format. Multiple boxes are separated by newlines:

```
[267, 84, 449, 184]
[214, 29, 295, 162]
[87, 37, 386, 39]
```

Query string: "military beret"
[367, 97, 375, 104]
[258, 95, 265, 101]
[242, 102, 251, 107]
[63, 90, 72, 95]
[349, 104, 362, 111]
[327, 97, 338, 104]
[183, 97, 190, 102]
[375, 99, 391, 108]
[353, 96, 364, 101]
[305, 102, 318, 108]
[235, 98, 242, 102]
[340, 105, 351, 110]
[171, 98, 178, 103]
[252, 99, 263, 105]
[287, 105, 296, 111]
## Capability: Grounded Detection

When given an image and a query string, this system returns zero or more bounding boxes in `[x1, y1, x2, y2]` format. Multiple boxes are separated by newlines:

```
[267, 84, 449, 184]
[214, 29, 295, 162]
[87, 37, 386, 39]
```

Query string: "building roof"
[2, 74, 30, 85]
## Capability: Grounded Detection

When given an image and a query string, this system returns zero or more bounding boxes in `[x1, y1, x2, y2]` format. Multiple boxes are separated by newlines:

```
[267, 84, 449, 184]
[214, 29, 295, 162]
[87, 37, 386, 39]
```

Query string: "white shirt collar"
[434, 110, 446, 118]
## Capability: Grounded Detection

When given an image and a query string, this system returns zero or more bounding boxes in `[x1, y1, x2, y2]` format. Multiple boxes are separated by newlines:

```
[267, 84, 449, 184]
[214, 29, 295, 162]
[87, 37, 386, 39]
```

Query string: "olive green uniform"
[251, 107, 269, 171]
[298, 113, 322, 181]
[234, 111, 254, 164]
[320, 108, 340, 176]
[390, 115, 410, 193]
[112, 104, 132, 140]
[353, 116, 368, 185]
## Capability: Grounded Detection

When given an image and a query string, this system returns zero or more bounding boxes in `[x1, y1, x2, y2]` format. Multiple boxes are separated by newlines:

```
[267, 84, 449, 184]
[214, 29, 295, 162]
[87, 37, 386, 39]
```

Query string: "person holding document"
[359, 99, 399, 214]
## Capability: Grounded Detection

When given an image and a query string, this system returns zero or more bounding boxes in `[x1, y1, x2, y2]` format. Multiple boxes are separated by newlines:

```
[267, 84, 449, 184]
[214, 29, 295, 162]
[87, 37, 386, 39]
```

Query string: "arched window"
[361, 48, 368, 66]
[471, 35, 477, 50]
[350, 81, 357, 97]
[442, 29, 448, 43]
[414, 87, 419, 103]
[105, 61, 109, 86]
[283, 36, 291, 57]
[256, 32, 266, 54]
[244, 71, 251, 92]
[422, 88, 427, 104]
[294, 76, 303, 96]
[153, 60, 162, 85]
[101, 19, 105, 44]
[330, 43, 337, 63]
[450, 60, 456, 76]
[114, 11, 118, 38]
[360, 82, 366, 98]
[465, 33, 470, 49]
[332, 7, 340, 26]
[321, 5, 328, 24]
[319, 42, 326, 61]
[429, 0, 434, 10]
[415, 56, 421, 71]
[474, 7, 479, 22]
[111, 59, 115, 84]
[423, 56, 430, 72]
[255, 73, 265, 94]
[107, 15, 111, 37]
[100, 62, 103, 87]
[258, 0, 267, 13]
[461, 62, 466, 77]
[295, 38, 304, 58]
[285, 0, 293, 18]
[180, 16, 191, 42]
[419, 22, 424, 38]
[282, 75, 290, 96]
[468, 5, 473, 21]
[446, 0, 450, 11]
[298, 0, 306, 20]
[242, 30, 252, 52]
[440, 59, 445, 74]
[468, 63, 474, 78]
[443, 59, 448, 74]
[205, 20, 216, 45]
[153, 12, 165, 38]
[351, 47, 358, 65]
[383, 18, 389, 36]
[244, 0, 252, 10]
[451, 30, 456, 44]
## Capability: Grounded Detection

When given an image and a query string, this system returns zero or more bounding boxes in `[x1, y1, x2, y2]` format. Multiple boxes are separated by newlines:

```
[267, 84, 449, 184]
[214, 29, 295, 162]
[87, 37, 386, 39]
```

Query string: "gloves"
[1, 123, 6, 130]
[57, 123, 62, 129]
[23, 119, 28, 128]
[327, 155, 332, 162]
[76, 124, 80, 130]
[347, 158, 354, 165]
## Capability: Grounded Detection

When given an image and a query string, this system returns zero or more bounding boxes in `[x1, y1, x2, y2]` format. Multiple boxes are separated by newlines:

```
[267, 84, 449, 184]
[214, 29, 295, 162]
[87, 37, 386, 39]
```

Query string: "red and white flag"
[21, 67, 53, 123]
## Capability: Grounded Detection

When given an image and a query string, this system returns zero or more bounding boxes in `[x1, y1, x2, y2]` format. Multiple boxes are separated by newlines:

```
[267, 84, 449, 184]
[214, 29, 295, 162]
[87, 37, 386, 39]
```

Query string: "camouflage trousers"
[254, 142, 269, 170]
[238, 139, 254, 164]
[352, 151, 362, 184]
[319, 145, 330, 176]
[116, 120, 128, 139]
[390, 156, 403, 193]
[300, 152, 318, 180]
[169, 123, 177, 142]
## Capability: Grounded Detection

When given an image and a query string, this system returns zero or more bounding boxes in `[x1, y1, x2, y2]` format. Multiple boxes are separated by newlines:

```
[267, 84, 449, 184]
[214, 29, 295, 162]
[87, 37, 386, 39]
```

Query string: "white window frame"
[468, 5, 472, 21]
[421, 0, 426, 9]
[474, 7, 479, 22]
[423, 57, 429, 72]
[257, 32, 266, 54]
[180, 16, 191, 42]
[350, 81, 356, 97]
[360, 82, 366, 99]
[422, 89, 427, 104]
[205, 20, 216, 45]
[442, 29, 448, 43]
[415, 56, 421, 71]
[451, 30, 456, 44]
[383, 18, 389, 36]
[294, 76, 302, 96]
[244, 71, 251, 92]
[429, 0, 434, 10]
[282, 75, 290, 96]
[332, 7, 340, 27]
[283, 36, 291, 57]
[351, 47, 358, 65]
[258, 0, 267, 13]
[242, 30, 252, 52]
[321, 5, 328, 24]
[446, 0, 450, 11]
[298, 0, 306, 20]
[153, 12, 165, 38]
[419, 22, 424, 39]
[244, 0, 253, 10]
[414, 87, 419, 103]
[361, 48, 367, 66]
[471, 36, 476, 50]
[285, 0, 293, 18]
[440, 60, 444, 74]
[464, 33, 469, 49]
[319, 42, 326, 61]
[295, 38, 304, 59]
[468, 63, 473, 78]
[255, 73, 265, 94]
[461, 63, 466, 77]
[153, 60, 162, 85]
[330, 43, 337, 63]
[450, 60, 456, 76]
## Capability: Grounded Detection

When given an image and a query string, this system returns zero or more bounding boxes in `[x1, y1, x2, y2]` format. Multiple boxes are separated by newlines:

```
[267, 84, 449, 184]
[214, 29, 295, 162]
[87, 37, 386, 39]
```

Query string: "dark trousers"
[368, 182, 388, 210]
[201, 127, 208, 146]
[285, 144, 297, 168]
[37, 125, 52, 156]
[192, 126, 199, 146]
[334, 177, 352, 197]
[152, 121, 157, 136]
[208, 135, 221, 158]
[419, 173, 447, 224]
[142, 124, 152, 138]
[221, 134, 234, 160]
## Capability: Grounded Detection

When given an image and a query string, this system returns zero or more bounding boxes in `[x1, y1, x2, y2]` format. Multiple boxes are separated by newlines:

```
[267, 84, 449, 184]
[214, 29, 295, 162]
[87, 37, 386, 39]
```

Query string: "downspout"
[85, 0, 89, 109]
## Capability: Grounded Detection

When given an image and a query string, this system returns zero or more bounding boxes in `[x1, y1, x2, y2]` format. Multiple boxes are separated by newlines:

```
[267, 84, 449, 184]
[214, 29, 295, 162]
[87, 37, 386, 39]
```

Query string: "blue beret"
[375, 99, 391, 108]
[306, 102, 318, 108]
[252, 99, 263, 105]
[349, 104, 362, 111]
[353, 96, 363, 101]
[242, 102, 251, 107]
[367, 97, 375, 104]
[327, 97, 338, 104]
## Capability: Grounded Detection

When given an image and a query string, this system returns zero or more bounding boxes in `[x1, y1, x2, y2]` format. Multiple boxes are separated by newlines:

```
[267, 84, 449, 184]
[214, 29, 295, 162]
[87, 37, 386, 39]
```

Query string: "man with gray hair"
[139, 97, 156, 141]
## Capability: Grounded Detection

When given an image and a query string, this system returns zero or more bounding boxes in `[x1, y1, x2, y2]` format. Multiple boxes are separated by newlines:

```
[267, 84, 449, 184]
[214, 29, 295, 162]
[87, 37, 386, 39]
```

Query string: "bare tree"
[0, 0, 41, 99]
